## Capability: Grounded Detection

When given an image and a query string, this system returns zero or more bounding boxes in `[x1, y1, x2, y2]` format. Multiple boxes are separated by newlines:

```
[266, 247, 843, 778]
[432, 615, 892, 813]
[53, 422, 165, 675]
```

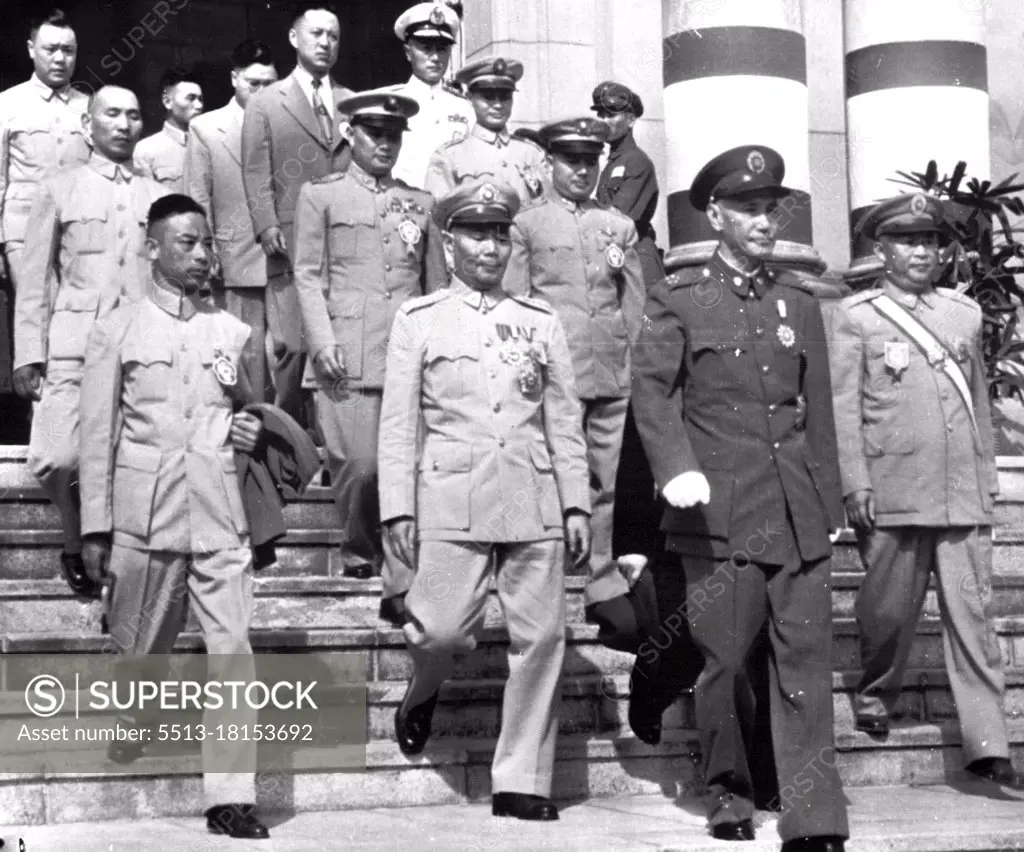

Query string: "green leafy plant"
[890, 160, 1024, 400]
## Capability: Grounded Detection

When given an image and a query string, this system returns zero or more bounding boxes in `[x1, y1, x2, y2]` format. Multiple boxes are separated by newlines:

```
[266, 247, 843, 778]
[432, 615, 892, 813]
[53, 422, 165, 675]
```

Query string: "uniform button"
[947, 423, 954, 432]
[489, 371, 496, 379]
[383, 237, 390, 244]
[942, 392, 949, 400]
[589, 309, 596, 318]
[184, 408, 192, 418]
[118, 230, 125, 238]
[385, 264, 392, 271]
[183, 375, 190, 385]
[768, 404, 776, 412]
[485, 340, 492, 347]
[498, 438, 505, 448]
[118, 259, 125, 266]
[762, 365, 770, 374]
[181, 343, 188, 352]
[381, 211, 387, 219]
[493, 402, 501, 412]
[385, 292, 392, 300]
[432, 461, 439, 470]
[117, 204, 125, 211]
[773, 441, 780, 449]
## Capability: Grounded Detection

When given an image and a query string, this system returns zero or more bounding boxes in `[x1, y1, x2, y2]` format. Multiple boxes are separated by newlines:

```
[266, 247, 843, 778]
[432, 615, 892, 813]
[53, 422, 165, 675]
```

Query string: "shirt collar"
[162, 120, 189, 147]
[29, 73, 70, 103]
[89, 151, 135, 183]
[709, 249, 773, 299]
[554, 192, 594, 214]
[348, 160, 386, 192]
[151, 278, 203, 320]
[472, 124, 511, 147]
[451, 276, 505, 312]
[882, 278, 934, 310]
[293, 65, 333, 110]
[227, 97, 245, 124]
[405, 75, 437, 98]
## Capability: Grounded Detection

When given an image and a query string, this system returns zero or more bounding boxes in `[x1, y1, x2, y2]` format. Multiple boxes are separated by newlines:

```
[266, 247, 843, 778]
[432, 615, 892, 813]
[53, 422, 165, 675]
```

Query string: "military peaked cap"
[689, 145, 789, 211]
[432, 179, 521, 228]
[854, 192, 947, 240]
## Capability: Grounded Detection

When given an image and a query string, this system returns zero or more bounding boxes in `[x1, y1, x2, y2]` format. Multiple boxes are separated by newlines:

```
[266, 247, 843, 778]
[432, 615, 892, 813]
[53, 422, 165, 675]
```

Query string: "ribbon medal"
[398, 218, 422, 247]
[606, 243, 625, 270]
[775, 299, 795, 348]
[884, 340, 910, 375]
[213, 348, 237, 387]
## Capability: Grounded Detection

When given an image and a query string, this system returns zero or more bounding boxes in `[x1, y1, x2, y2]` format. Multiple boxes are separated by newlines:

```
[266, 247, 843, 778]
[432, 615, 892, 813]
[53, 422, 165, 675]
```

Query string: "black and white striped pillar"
[845, 1, 989, 276]
[661, 0, 821, 272]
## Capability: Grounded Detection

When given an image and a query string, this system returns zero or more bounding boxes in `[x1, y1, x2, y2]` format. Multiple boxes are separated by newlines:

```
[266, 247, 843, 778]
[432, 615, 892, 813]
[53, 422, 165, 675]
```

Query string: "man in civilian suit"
[185, 39, 279, 402]
[241, 1, 354, 422]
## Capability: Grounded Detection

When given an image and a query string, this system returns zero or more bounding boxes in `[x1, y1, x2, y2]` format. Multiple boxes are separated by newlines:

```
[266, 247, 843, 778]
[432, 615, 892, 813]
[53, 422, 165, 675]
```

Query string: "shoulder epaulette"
[663, 267, 705, 289]
[841, 288, 881, 308]
[381, 83, 404, 93]
[439, 135, 466, 151]
[509, 294, 553, 313]
[773, 269, 818, 295]
[403, 289, 450, 313]
[442, 80, 468, 99]
[511, 136, 545, 155]
[311, 171, 346, 185]
[935, 287, 981, 311]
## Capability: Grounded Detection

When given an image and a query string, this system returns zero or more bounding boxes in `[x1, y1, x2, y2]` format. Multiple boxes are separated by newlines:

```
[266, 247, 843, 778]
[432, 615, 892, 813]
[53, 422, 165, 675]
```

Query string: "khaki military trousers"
[28, 362, 83, 553]
[106, 543, 257, 808]
[403, 539, 566, 797]
[683, 547, 848, 842]
[855, 525, 1008, 762]
[581, 396, 631, 605]
[316, 386, 408, 596]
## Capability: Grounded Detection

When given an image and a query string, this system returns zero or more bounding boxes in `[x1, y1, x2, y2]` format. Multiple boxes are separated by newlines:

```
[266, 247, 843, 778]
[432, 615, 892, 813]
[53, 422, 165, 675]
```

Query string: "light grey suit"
[241, 70, 354, 419]
[185, 101, 270, 399]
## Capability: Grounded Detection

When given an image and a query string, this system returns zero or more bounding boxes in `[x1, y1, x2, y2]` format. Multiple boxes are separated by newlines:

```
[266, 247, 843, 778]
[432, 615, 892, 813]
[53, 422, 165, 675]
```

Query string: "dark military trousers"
[855, 525, 1008, 762]
[683, 546, 848, 841]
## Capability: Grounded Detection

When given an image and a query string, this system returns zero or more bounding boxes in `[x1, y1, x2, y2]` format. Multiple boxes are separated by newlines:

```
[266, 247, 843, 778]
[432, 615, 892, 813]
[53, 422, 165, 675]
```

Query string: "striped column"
[662, 0, 821, 272]
[845, 0, 989, 278]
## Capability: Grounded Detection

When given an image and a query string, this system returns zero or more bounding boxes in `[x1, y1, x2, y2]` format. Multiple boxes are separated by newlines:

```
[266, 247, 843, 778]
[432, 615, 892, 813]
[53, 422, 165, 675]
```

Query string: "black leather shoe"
[628, 692, 663, 746]
[379, 593, 408, 627]
[966, 757, 1024, 790]
[343, 564, 374, 579]
[781, 835, 846, 852]
[395, 685, 438, 756]
[106, 739, 145, 765]
[712, 818, 755, 841]
[855, 713, 889, 736]
[60, 551, 101, 599]
[206, 803, 269, 839]
[492, 792, 559, 821]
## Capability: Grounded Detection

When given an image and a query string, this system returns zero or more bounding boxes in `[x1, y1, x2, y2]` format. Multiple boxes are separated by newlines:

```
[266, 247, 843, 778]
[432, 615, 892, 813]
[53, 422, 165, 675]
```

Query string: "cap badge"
[384, 96, 398, 112]
[910, 193, 928, 216]
[213, 349, 238, 387]
[481, 183, 497, 202]
[577, 119, 590, 134]
[605, 244, 625, 270]
[398, 218, 422, 247]
[747, 149, 766, 174]
[430, 5, 446, 24]
[493, 58, 507, 75]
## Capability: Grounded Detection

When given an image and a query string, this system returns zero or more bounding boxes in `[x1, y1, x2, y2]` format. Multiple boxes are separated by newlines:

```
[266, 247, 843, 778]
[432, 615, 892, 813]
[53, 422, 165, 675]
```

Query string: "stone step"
[0, 721, 1021, 826]
[5, 616, 1024, 683]
[3, 571, 1024, 634]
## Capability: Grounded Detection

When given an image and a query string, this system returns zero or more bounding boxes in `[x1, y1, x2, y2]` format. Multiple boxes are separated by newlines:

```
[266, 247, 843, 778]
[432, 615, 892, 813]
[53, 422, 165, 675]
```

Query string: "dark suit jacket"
[235, 402, 320, 569]
[630, 251, 844, 565]
[241, 70, 355, 274]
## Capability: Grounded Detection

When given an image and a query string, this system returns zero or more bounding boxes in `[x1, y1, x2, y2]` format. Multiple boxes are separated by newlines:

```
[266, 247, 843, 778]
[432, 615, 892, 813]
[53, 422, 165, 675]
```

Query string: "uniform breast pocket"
[122, 343, 175, 404]
[425, 339, 479, 398]
[64, 212, 109, 255]
[419, 442, 472, 529]
[151, 165, 182, 187]
[328, 213, 377, 257]
[690, 341, 742, 392]
[47, 288, 101, 362]
[327, 292, 366, 380]
[534, 244, 575, 279]
[771, 339, 803, 389]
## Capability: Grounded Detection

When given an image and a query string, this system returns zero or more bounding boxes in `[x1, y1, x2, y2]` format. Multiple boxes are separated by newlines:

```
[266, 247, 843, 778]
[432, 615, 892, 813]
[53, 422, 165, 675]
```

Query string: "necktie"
[311, 78, 334, 145]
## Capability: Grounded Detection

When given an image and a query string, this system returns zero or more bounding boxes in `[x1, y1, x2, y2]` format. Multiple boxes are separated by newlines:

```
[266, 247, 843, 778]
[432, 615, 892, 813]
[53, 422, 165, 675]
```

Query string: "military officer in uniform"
[504, 117, 644, 614]
[79, 194, 268, 840]
[134, 67, 204, 192]
[631, 146, 848, 851]
[379, 180, 590, 821]
[387, 2, 474, 189]
[13, 86, 169, 598]
[828, 193, 1024, 789]
[424, 57, 547, 204]
[293, 90, 444, 613]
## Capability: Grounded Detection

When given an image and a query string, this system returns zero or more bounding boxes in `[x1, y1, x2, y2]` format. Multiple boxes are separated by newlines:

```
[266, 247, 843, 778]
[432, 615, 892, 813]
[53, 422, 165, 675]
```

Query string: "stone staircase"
[1, 446, 1023, 827]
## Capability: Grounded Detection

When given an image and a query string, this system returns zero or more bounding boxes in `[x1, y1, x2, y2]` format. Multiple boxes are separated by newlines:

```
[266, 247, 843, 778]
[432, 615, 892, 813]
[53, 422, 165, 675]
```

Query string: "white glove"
[616, 554, 649, 589]
[662, 471, 710, 509]
[829, 528, 843, 543]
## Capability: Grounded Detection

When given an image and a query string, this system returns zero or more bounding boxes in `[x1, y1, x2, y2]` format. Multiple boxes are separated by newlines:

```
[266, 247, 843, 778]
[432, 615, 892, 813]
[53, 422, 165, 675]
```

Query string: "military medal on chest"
[213, 347, 237, 387]
[884, 340, 910, 377]
[496, 325, 546, 395]
[775, 298, 796, 348]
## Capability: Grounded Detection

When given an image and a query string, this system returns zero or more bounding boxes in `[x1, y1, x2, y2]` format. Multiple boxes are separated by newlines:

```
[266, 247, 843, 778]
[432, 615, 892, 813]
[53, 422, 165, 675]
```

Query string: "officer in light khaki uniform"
[79, 194, 270, 840]
[134, 67, 204, 192]
[504, 117, 644, 611]
[293, 89, 444, 607]
[829, 193, 1024, 789]
[379, 180, 590, 822]
[424, 58, 547, 204]
[0, 10, 90, 290]
[13, 86, 169, 598]
[386, 2, 474, 189]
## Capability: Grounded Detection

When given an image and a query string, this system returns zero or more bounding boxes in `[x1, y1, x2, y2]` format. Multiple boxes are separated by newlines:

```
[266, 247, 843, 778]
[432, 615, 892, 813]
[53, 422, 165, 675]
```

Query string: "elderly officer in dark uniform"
[504, 116, 644, 614]
[631, 146, 848, 851]
[378, 179, 590, 821]
[424, 57, 547, 204]
[293, 89, 444, 614]
[828, 194, 1024, 789]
